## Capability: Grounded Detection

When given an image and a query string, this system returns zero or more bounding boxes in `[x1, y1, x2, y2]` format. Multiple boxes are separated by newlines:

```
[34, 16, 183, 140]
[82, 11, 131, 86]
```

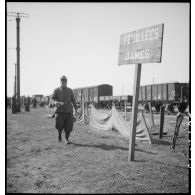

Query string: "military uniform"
[52, 75, 77, 143]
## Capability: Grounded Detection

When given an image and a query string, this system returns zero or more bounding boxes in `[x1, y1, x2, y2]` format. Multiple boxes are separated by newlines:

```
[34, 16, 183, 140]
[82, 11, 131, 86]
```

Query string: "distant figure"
[166, 103, 174, 114]
[51, 75, 77, 144]
[144, 103, 150, 112]
[7, 97, 11, 109]
[32, 98, 37, 108]
[24, 97, 30, 112]
[12, 95, 17, 114]
[27, 96, 31, 105]
[177, 97, 189, 114]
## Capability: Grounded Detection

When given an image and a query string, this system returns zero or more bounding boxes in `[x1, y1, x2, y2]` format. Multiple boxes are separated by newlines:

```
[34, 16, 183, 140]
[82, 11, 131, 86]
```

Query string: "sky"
[6, 2, 189, 97]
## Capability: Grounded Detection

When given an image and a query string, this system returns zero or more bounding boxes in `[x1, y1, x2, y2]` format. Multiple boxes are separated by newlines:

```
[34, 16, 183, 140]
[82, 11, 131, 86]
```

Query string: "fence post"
[141, 111, 153, 144]
[170, 114, 183, 149]
[83, 101, 85, 124]
[159, 105, 165, 138]
[125, 100, 127, 120]
[149, 102, 155, 128]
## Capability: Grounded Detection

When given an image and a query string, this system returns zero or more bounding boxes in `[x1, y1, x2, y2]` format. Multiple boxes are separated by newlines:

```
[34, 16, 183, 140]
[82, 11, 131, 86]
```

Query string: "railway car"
[73, 84, 113, 107]
[99, 95, 133, 110]
[139, 82, 189, 112]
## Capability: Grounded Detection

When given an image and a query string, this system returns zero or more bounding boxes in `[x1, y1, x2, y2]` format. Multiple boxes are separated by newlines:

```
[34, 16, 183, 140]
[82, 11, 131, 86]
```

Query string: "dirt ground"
[6, 107, 190, 193]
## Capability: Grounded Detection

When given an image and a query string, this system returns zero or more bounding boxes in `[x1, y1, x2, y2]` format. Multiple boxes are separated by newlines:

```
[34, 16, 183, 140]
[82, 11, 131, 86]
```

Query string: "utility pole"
[16, 14, 20, 110]
[7, 12, 29, 112]
[14, 63, 17, 97]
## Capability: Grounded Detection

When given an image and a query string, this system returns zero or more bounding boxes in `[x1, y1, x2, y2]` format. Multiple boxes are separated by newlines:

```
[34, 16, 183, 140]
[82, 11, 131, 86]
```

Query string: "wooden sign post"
[128, 63, 142, 161]
[118, 23, 164, 161]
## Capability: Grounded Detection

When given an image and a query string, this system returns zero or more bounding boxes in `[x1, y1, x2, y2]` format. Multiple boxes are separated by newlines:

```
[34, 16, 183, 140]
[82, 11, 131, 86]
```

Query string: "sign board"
[118, 24, 164, 65]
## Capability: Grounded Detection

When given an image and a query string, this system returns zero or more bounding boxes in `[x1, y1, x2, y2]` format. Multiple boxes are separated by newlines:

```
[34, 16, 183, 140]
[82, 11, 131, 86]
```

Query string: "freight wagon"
[73, 84, 113, 107]
[139, 82, 189, 112]
[99, 95, 133, 110]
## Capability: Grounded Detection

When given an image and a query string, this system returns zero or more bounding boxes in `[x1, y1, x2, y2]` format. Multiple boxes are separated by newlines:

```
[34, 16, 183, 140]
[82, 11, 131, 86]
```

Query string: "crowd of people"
[7, 95, 40, 113]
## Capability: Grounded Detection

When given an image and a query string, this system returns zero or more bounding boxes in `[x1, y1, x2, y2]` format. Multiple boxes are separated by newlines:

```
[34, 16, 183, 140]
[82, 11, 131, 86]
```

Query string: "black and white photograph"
[5, 2, 191, 194]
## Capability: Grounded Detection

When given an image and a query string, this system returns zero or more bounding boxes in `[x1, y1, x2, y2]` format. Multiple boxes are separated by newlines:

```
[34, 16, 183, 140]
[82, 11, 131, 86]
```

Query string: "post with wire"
[7, 12, 29, 112]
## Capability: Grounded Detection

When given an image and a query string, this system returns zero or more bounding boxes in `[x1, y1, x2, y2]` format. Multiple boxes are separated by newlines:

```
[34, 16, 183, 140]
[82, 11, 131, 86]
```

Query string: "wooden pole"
[159, 105, 165, 139]
[128, 63, 142, 162]
[14, 63, 17, 97]
[141, 111, 153, 144]
[83, 99, 85, 124]
[149, 102, 155, 127]
[16, 16, 21, 111]
[170, 114, 183, 149]
[125, 100, 127, 120]
[180, 86, 183, 103]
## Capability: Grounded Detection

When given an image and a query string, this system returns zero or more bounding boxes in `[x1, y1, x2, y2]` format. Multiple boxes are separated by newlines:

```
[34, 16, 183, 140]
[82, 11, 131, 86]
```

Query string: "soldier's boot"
[65, 131, 70, 144]
[58, 130, 62, 142]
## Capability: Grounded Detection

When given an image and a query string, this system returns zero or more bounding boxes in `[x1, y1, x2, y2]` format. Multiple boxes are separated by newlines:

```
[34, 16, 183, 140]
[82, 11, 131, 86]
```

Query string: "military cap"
[60, 75, 67, 81]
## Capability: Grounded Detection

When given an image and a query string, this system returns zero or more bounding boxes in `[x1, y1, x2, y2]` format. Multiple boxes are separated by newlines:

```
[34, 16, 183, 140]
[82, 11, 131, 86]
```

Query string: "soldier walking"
[51, 75, 77, 144]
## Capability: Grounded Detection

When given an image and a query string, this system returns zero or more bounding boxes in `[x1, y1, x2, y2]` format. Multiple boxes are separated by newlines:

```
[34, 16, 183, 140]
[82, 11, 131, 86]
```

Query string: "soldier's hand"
[56, 102, 64, 106]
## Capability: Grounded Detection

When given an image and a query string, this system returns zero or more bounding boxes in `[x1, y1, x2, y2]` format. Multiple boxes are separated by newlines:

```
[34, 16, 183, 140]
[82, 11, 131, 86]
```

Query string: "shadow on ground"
[152, 138, 171, 146]
[71, 142, 157, 155]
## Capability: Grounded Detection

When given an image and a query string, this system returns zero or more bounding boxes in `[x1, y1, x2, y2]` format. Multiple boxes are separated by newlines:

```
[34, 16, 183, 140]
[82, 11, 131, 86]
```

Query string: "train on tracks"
[7, 81, 189, 113]
[73, 84, 113, 107]
[72, 82, 189, 113]
[139, 82, 189, 112]
[73, 84, 132, 109]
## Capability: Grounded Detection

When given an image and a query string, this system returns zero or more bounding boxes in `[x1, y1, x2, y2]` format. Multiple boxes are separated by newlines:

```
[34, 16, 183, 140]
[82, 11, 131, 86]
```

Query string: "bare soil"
[6, 107, 190, 193]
